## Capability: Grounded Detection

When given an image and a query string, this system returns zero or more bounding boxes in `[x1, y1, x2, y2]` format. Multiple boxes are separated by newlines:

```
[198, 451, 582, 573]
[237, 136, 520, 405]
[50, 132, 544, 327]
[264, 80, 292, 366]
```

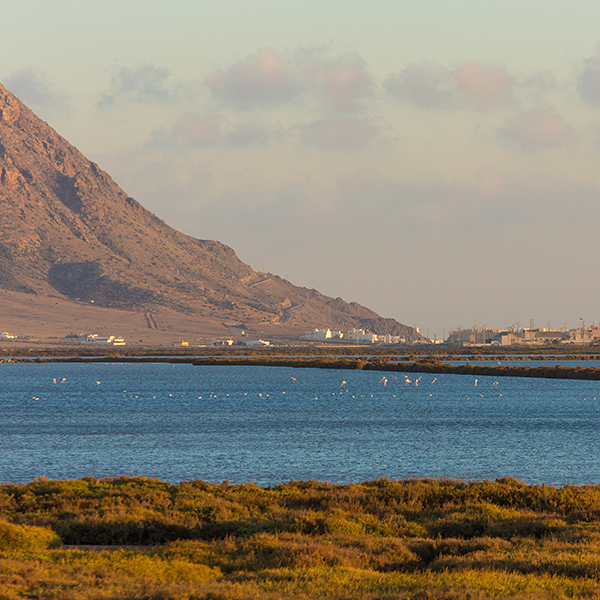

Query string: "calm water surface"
[1, 363, 599, 486]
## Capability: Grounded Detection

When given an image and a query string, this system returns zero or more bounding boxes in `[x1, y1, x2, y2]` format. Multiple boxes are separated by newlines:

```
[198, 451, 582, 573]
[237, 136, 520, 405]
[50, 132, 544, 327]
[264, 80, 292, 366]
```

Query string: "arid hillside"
[0, 82, 420, 343]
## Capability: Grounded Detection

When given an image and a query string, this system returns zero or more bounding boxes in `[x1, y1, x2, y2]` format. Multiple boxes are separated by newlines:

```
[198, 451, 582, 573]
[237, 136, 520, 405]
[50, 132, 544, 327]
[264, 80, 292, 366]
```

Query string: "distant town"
[444, 323, 600, 346]
[0, 323, 599, 349]
[214, 322, 600, 347]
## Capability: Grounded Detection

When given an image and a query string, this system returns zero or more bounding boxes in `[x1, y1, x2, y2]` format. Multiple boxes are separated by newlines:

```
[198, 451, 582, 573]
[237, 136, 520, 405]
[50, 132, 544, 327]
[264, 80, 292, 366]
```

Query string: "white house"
[240, 339, 270, 346]
[300, 328, 332, 340]
[81, 334, 126, 346]
[346, 328, 378, 343]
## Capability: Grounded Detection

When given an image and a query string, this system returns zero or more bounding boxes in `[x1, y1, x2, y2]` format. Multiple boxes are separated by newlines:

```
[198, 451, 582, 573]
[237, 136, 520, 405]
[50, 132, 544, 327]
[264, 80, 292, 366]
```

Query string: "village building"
[346, 328, 378, 343]
[81, 334, 126, 346]
[239, 339, 270, 347]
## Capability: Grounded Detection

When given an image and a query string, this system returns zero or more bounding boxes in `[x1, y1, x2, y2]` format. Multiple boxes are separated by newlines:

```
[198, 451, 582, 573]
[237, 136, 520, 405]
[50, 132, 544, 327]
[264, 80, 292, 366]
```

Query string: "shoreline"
[5, 352, 600, 380]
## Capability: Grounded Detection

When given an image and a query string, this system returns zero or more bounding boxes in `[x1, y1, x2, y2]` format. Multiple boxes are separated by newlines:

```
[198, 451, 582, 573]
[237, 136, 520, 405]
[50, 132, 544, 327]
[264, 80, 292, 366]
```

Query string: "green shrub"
[0, 520, 61, 550]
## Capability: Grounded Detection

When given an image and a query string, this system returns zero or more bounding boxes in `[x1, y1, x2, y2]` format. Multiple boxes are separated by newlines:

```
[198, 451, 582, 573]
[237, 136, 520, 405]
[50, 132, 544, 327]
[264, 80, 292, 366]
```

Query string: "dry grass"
[2, 477, 600, 598]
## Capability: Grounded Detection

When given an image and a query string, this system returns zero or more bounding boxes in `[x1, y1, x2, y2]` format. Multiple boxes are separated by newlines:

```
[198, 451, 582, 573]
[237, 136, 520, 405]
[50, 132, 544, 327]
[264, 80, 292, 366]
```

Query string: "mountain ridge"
[0, 82, 421, 343]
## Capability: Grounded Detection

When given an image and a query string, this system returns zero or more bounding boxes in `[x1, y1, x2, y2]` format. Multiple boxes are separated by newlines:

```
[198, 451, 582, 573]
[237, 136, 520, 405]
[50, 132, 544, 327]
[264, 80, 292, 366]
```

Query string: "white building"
[346, 328, 378, 343]
[300, 328, 332, 340]
[81, 334, 126, 346]
[378, 333, 405, 344]
[239, 340, 271, 346]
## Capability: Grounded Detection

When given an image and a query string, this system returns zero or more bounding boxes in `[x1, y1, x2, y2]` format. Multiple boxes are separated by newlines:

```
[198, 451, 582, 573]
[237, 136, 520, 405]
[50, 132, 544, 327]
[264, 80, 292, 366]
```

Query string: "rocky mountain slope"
[0, 82, 420, 342]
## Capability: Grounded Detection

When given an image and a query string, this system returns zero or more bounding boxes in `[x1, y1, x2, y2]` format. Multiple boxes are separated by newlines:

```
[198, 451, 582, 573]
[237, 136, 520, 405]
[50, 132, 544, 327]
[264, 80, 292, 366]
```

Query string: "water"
[1, 363, 600, 486]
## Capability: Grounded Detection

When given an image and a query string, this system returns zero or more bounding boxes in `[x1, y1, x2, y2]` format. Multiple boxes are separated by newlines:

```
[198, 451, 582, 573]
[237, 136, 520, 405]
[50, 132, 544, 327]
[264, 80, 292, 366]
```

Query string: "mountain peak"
[0, 82, 421, 343]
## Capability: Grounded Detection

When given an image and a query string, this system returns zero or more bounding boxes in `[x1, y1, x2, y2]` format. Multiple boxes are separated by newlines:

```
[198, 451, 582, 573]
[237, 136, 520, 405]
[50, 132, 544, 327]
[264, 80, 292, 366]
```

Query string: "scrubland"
[2, 477, 600, 598]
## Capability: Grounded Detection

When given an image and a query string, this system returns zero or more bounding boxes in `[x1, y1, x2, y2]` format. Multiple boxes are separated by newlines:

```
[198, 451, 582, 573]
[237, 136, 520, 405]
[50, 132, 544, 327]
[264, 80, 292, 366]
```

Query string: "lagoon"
[1, 362, 599, 486]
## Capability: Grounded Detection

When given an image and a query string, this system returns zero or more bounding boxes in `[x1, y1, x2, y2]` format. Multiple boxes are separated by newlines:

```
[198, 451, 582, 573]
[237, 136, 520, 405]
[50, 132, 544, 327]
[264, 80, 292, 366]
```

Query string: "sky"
[3, 0, 600, 338]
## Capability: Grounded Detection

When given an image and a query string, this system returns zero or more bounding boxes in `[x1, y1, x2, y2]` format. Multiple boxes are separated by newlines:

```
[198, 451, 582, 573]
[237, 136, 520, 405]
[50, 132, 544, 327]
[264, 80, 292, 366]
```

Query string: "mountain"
[0, 82, 421, 343]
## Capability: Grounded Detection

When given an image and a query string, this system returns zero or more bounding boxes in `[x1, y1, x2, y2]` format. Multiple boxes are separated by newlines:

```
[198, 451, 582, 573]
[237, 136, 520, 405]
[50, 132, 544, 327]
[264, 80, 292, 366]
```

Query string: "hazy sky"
[4, 0, 600, 337]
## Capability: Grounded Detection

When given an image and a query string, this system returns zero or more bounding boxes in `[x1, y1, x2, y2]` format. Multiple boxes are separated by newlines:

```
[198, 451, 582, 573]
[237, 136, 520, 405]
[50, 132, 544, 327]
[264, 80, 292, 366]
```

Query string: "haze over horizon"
[4, 1, 600, 338]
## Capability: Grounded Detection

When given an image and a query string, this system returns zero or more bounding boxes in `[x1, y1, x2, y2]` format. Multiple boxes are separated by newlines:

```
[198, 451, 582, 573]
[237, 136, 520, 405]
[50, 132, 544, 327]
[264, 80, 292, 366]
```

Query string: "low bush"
[3, 477, 600, 598]
[0, 520, 61, 551]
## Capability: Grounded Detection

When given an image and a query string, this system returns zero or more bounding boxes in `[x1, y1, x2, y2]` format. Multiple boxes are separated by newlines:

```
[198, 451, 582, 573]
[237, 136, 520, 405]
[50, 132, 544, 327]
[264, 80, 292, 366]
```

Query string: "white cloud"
[206, 48, 375, 112]
[455, 61, 513, 107]
[386, 60, 513, 109]
[315, 54, 372, 109]
[4, 68, 67, 112]
[384, 62, 456, 109]
[99, 64, 181, 108]
[500, 107, 574, 150]
[148, 113, 275, 149]
[206, 48, 299, 110]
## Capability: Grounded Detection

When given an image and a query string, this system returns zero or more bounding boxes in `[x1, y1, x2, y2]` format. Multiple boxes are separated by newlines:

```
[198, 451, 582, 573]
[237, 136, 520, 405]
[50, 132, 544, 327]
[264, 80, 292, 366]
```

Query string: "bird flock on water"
[26, 372, 597, 403]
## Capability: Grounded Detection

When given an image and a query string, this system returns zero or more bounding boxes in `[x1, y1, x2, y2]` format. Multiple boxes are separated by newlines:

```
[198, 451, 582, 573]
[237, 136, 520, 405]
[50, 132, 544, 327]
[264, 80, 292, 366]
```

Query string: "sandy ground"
[0, 289, 302, 348]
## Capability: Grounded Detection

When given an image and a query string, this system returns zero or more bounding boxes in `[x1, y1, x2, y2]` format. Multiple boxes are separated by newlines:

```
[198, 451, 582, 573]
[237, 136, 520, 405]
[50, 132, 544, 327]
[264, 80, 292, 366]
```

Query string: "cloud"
[579, 54, 600, 105]
[334, 167, 599, 232]
[386, 60, 513, 109]
[99, 64, 180, 108]
[384, 62, 456, 108]
[206, 48, 374, 111]
[297, 116, 384, 149]
[168, 113, 224, 146]
[148, 112, 274, 149]
[521, 70, 557, 92]
[206, 48, 299, 109]
[455, 61, 513, 107]
[224, 123, 271, 147]
[4, 68, 67, 112]
[500, 107, 574, 150]
[316, 54, 372, 109]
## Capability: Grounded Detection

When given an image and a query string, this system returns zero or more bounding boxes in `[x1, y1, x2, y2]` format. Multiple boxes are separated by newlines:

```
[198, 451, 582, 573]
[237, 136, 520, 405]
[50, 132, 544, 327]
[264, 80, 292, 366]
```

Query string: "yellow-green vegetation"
[3, 477, 600, 598]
